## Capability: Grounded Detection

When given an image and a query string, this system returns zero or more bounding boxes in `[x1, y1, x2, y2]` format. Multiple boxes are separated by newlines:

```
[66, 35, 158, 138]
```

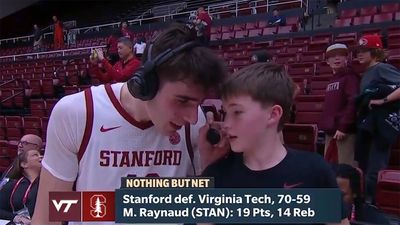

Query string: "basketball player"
[32, 23, 228, 225]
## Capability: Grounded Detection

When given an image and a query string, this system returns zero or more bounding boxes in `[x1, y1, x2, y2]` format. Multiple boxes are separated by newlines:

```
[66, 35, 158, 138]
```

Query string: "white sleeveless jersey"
[42, 83, 203, 225]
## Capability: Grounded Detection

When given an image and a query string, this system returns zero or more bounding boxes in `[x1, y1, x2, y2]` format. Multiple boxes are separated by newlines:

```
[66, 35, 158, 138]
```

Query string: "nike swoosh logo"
[283, 182, 303, 189]
[100, 125, 121, 132]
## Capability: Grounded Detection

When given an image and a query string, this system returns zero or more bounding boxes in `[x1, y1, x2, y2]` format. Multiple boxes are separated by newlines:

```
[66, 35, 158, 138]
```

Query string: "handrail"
[0, 78, 17, 88]
[0, 0, 308, 46]
[0, 45, 106, 61]
[1, 90, 25, 104]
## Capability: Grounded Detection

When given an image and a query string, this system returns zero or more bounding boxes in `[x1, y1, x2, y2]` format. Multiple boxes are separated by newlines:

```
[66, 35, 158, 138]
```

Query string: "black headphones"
[127, 41, 200, 101]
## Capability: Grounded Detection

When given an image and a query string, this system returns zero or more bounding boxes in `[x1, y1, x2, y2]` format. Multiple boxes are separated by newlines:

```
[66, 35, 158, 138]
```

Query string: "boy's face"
[146, 79, 206, 136]
[357, 50, 373, 65]
[222, 95, 278, 153]
[336, 177, 354, 205]
[326, 54, 347, 71]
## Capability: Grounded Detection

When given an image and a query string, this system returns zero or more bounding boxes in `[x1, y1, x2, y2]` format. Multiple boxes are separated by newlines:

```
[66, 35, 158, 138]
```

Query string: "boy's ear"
[267, 105, 283, 127]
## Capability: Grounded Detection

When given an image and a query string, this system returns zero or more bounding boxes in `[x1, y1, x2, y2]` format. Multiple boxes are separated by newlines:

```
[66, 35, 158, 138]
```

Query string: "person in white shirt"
[134, 36, 147, 60]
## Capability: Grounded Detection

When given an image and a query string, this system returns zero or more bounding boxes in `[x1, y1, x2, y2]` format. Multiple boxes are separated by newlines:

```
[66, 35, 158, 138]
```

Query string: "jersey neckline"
[104, 83, 154, 130]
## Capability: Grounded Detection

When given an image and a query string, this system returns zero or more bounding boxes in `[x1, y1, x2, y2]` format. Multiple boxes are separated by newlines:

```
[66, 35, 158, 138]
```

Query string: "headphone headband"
[127, 41, 201, 101]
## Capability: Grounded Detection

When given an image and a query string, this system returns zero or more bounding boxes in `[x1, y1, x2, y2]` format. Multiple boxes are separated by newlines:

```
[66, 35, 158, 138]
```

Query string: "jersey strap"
[77, 87, 94, 162]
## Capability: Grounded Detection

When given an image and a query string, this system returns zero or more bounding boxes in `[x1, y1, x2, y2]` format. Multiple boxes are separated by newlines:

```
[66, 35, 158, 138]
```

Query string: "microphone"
[206, 128, 221, 145]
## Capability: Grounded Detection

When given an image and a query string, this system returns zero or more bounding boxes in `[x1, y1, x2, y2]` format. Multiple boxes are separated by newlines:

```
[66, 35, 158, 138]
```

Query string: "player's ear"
[266, 104, 283, 128]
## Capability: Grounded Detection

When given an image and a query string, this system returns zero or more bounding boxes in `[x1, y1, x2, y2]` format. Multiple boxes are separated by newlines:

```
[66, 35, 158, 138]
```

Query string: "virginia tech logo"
[49, 192, 81, 221]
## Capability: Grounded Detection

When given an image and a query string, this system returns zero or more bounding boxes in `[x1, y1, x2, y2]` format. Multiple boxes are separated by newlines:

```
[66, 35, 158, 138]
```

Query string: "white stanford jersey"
[42, 83, 204, 225]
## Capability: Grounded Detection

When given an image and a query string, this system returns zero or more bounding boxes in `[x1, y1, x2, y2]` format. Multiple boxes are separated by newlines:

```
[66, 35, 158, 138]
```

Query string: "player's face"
[146, 79, 205, 136]
[336, 177, 354, 205]
[326, 54, 347, 71]
[223, 95, 277, 153]
[357, 50, 373, 65]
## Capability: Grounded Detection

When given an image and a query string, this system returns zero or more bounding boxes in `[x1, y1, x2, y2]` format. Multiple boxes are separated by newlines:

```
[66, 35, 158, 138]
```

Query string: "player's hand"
[96, 48, 105, 61]
[198, 111, 230, 172]
[333, 130, 346, 141]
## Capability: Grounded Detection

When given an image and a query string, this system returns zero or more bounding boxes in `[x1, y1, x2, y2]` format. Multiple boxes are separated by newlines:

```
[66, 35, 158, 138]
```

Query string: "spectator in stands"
[319, 44, 359, 167]
[134, 36, 146, 60]
[194, 6, 212, 45]
[52, 16, 64, 50]
[32, 24, 43, 52]
[268, 9, 286, 26]
[354, 34, 400, 204]
[120, 20, 133, 40]
[0, 149, 42, 224]
[90, 37, 141, 83]
[335, 164, 390, 224]
[0, 135, 43, 186]
[66, 28, 77, 47]
[201, 63, 350, 225]
[106, 30, 122, 65]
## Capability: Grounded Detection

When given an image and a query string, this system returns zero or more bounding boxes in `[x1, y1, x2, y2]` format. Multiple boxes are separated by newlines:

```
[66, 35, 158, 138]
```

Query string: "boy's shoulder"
[203, 148, 330, 175]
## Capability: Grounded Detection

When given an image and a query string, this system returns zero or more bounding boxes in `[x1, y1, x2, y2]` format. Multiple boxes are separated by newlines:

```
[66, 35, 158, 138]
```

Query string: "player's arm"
[32, 169, 74, 225]
[32, 93, 85, 225]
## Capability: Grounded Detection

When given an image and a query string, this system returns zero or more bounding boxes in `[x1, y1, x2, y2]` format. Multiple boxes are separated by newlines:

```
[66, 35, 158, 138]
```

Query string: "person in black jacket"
[355, 34, 400, 204]
[0, 149, 42, 224]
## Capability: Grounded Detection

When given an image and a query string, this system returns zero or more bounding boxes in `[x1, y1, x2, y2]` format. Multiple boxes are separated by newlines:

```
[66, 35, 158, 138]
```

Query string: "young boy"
[32, 23, 228, 225]
[318, 44, 359, 167]
[354, 34, 400, 204]
[202, 63, 349, 225]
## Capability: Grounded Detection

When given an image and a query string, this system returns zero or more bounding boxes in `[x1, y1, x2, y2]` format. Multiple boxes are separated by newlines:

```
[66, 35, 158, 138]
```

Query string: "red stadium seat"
[30, 99, 46, 117]
[258, 21, 268, 28]
[334, 18, 352, 27]
[359, 6, 377, 16]
[295, 112, 322, 124]
[381, 3, 400, 13]
[353, 16, 372, 25]
[373, 13, 394, 23]
[248, 29, 262, 37]
[211, 26, 221, 34]
[221, 25, 233, 33]
[376, 170, 400, 216]
[221, 32, 234, 40]
[210, 33, 221, 41]
[340, 8, 357, 18]
[23, 116, 42, 137]
[5, 116, 23, 141]
[292, 36, 310, 44]
[41, 117, 49, 141]
[286, 44, 307, 54]
[395, 12, 400, 21]
[287, 63, 315, 76]
[277, 25, 292, 34]
[245, 22, 258, 30]
[283, 124, 318, 152]
[299, 52, 324, 63]
[262, 27, 277, 35]
[0, 116, 5, 140]
[275, 53, 297, 64]
[233, 24, 245, 31]
[234, 30, 248, 39]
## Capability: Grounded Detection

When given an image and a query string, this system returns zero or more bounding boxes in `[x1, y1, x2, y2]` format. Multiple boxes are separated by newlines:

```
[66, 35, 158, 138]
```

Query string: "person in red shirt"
[90, 37, 141, 83]
[120, 20, 133, 40]
[106, 30, 122, 64]
[318, 43, 360, 167]
[195, 6, 212, 45]
[52, 16, 64, 50]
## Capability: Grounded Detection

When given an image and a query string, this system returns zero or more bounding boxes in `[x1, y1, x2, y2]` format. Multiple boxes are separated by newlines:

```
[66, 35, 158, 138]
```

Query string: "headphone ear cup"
[127, 67, 147, 100]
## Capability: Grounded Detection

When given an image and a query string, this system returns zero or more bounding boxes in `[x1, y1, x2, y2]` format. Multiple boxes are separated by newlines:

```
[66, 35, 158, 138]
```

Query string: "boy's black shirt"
[202, 149, 346, 225]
